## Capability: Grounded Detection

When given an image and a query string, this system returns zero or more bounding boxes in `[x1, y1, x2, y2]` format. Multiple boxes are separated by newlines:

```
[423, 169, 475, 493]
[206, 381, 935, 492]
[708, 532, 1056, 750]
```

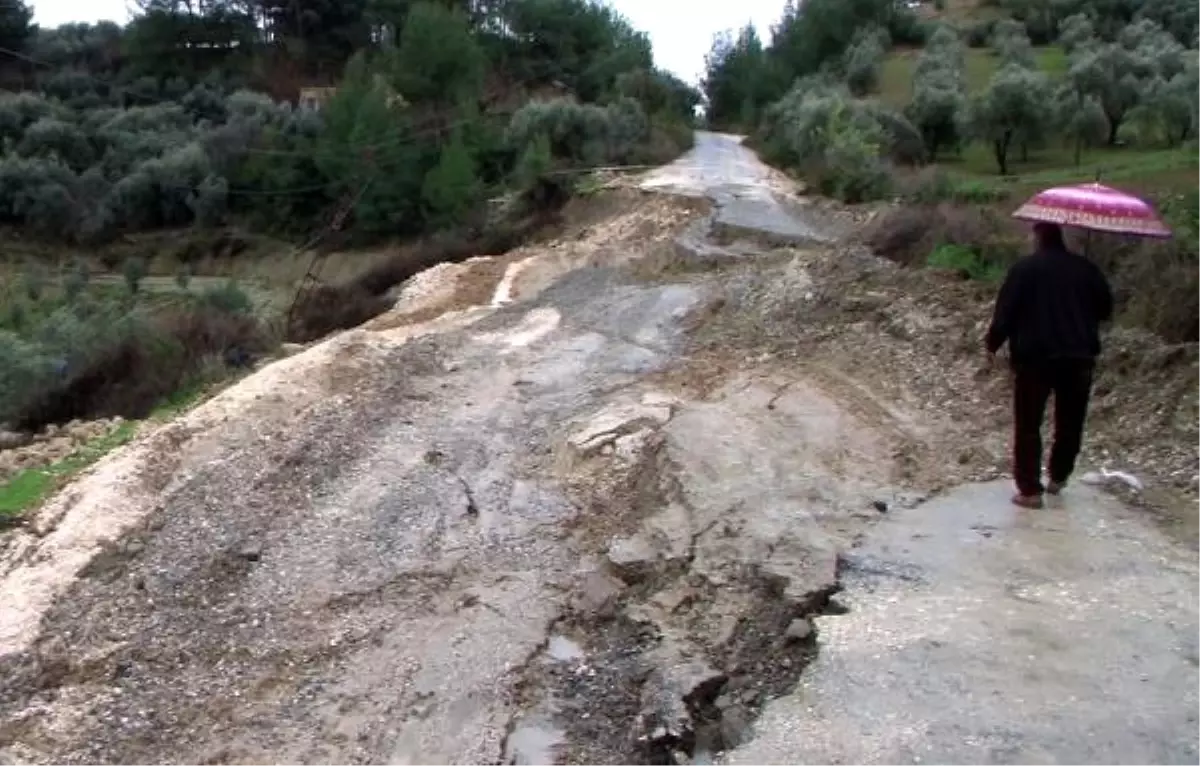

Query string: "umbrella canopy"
[1012, 182, 1172, 239]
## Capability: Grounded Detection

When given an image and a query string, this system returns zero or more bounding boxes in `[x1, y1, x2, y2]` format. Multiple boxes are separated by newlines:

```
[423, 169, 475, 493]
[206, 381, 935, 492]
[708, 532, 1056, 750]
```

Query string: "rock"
[0, 430, 31, 451]
[638, 660, 727, 744]
[606, 533, 659, 582]
[785, 618, 813, 642]
[279, 342, 305, 357]
[650, 586, 696, 614]
[572, 569, 625, 617]
[238, 543, 263, 562]
[568, 400, 674, 456]
[718, 703, 752, 749]
[871, 499, 888, 513]
[613, 430, 652, 463]
[672, 660, 727, 704]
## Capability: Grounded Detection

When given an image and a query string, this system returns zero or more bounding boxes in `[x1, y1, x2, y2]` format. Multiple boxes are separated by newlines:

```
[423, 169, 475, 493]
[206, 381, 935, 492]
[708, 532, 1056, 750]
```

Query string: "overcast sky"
[29, 0, 782, 85]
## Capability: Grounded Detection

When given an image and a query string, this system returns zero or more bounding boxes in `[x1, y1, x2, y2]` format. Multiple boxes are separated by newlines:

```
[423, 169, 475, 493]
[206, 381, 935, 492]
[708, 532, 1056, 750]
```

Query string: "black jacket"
[986, 247, 1114, 363]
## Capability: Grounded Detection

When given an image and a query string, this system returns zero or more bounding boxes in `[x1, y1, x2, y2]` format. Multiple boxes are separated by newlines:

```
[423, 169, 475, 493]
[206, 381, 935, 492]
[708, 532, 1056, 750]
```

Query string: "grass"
[878, 46, 1069, 108]
[926, 242, 1008, 281]
[0, 420, 138, 523]
[0, 371, 222, 525]
[943, 145, 1198, 197]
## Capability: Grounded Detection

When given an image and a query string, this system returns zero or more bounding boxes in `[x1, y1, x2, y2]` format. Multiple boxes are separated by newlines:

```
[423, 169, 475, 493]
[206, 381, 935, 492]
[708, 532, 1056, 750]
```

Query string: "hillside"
[0, 134, 1195, 764]
[696, 0, 1196, 355]
[0, 0, 702, 442]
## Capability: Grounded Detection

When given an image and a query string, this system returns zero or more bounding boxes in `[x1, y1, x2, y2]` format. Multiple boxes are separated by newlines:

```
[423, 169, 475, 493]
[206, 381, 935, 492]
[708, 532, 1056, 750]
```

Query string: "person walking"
[985, 222, 1114, 509]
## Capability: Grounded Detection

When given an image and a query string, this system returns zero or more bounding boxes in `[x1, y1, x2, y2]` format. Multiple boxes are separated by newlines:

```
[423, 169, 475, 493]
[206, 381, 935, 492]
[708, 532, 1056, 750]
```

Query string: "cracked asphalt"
[1, 132, 1196, 765]
[726, 480, 1199, 765]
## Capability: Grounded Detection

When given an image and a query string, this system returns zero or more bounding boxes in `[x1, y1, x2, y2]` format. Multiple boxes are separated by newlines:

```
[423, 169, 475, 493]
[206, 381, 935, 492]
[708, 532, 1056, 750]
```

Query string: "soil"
[0, 135, 1194, 766]
[679, 240, 1199, 544]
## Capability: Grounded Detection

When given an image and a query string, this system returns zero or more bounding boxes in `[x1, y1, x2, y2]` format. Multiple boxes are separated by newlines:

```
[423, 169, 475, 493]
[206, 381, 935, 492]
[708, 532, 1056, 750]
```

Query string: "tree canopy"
[0, 0, 700, 246]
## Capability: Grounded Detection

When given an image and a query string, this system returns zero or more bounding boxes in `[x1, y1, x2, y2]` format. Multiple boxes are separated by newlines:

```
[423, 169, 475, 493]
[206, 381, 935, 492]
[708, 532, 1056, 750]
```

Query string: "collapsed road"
[0, 132, 1197, 765]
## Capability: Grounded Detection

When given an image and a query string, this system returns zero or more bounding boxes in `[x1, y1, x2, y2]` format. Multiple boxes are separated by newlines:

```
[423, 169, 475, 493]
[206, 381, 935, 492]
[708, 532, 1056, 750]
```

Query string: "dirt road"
[1, 132, 1196, 765]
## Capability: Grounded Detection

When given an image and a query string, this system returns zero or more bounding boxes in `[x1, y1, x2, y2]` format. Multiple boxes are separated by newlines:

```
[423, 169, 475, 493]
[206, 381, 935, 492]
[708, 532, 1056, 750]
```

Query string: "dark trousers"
[1011, 358, 1095, 496]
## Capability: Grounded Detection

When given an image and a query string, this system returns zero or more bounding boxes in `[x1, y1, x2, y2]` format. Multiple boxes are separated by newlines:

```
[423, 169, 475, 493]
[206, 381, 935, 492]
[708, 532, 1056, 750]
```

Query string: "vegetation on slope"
[699, 0, 1198, 343]
[0, 0, 701, 435]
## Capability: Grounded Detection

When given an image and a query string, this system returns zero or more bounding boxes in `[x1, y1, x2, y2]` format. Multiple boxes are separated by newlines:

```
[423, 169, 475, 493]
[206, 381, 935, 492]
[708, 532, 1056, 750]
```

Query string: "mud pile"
[695, 241, 1199, 526]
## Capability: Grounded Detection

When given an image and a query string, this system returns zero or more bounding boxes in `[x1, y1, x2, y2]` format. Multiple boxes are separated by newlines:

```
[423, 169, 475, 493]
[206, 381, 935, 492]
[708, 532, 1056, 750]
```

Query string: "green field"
[878, 45, 1069, 108]
[935, 144, 1197, 194]
[878, 45, 1197, 195]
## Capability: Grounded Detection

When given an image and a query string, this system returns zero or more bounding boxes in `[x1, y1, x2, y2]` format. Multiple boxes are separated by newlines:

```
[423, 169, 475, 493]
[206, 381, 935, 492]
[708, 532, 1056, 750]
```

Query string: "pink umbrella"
[1011, 182, 1172, 239]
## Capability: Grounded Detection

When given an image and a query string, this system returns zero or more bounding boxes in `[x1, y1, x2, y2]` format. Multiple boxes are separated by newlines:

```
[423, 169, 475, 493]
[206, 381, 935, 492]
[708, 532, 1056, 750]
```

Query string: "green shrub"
[122, 257, 148, 295]
[926, 243, 1006, 281]
[505, 97, 652, 169]
[198, 280, 254, 315]
[757, 78, 897, 202]
[903, 169, 1010, 204]
[0, 331, 54, 425]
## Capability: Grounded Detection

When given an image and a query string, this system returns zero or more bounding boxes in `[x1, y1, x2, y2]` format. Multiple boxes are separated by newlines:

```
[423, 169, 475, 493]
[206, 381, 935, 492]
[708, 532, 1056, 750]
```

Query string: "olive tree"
[969, 64, 1052, 174]
[907, 24, 968, 160]
[1128, 59, 1200, 145]
[1053, 85, 1110, 164]
[842, 26, 890, 96]
[758, 79, 895, 201]
[1067, 44, 1150, 145]
[1057, 13, 1097, 54]
[991, 18, 1036, 68]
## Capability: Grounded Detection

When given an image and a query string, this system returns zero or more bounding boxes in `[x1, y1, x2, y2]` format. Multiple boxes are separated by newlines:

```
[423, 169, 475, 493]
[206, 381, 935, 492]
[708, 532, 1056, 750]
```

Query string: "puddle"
[504, 715, 567, 765]
[546, 634, 584, 662]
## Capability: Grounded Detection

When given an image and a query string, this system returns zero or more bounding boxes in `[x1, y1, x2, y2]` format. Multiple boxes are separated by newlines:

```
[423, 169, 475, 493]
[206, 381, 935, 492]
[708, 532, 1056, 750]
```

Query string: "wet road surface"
[727, 480, 1200, 764]
[641, 131, 836, 252]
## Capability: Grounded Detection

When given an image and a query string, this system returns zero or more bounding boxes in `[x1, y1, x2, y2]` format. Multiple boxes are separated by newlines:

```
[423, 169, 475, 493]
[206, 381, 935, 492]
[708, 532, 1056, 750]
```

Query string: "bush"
[1086, 189, 1198, 342]
[0, 331, 54, 426]
[864, 203, 1018, 268]
[1, 285, 272, 430]
[758, 79, 897, 202]
[198, 280, 253, 315]
[505, 97, 653, 169]
[926, 242, 1007, 281]
[902, 168, 1011, 203]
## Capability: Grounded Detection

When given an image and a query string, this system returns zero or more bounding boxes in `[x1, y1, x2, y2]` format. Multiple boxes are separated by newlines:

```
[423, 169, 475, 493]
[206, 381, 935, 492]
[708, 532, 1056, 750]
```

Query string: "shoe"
[1046, 480, 1065, 496]
[1011, 493, 1044, 509]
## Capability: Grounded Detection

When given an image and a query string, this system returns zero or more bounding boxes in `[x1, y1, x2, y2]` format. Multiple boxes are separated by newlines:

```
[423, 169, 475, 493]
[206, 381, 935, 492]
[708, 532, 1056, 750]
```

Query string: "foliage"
[926, 243, 1006, 281]
[1053, 86, 1111, 164]
[0, 0, 34, 53]
[842, 26, 890, 97]
[422, 131, 481, 229]
[758, 79, 894, 202]
[0, 0, 693, 248]
[991, 18, 1036, 67]
[1057, 13, 1097, 54]
[386, 3, 484, 107]
[905, 25, 968, 162]
[0, 276, 271, 431]
[969, 63, 1053, 174]
[505, 97, 651, 169]
[702, 25, 772, 130]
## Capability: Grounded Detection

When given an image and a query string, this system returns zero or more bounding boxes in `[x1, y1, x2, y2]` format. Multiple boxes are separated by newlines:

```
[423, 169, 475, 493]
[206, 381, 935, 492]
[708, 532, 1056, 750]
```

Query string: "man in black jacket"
[985, 222, 1114, 509]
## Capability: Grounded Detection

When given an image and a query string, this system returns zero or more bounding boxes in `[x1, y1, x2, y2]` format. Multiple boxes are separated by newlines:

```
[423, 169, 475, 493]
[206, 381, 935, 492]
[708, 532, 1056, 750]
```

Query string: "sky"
[29, 0, 783, 85]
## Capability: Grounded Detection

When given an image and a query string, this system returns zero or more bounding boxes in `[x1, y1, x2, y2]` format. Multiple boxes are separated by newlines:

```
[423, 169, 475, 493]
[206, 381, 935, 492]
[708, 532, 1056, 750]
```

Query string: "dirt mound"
[690, 241, 1198, 537]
